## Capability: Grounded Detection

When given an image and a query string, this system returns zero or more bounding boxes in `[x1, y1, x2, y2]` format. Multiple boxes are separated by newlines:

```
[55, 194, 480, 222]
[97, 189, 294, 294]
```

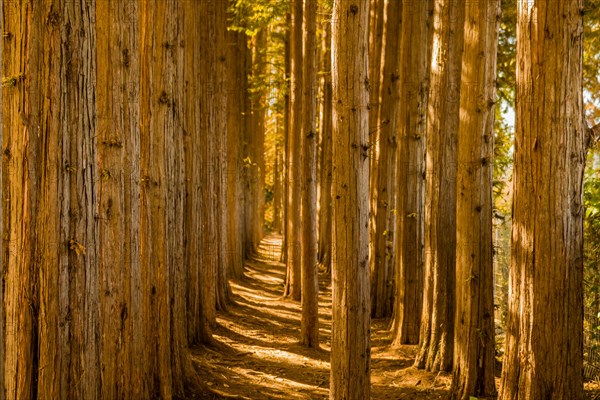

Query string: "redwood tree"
[500, 0, 587, 398]
[451, 0, 499, 398]
[415, 0, 464, 372]
[330, 0, 371, 397]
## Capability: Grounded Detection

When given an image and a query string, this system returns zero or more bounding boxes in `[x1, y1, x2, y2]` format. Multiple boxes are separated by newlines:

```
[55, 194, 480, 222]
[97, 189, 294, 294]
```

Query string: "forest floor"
[189, 234, 450, 399]
[189, 234, 600, 399]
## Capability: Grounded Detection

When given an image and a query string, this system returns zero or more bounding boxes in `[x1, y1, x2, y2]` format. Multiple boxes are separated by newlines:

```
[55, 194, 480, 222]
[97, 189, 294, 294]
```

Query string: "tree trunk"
[252, 29, 267, 253]
[415, 0, 464, 372]
[370, 0, 400, 319]
[226, 22, 247, 281]
[330, 0, 371, 397]
[367, 0, 385, 289]
[212, 0, 232, 312]
[500, 0, 586, 398]
[301, 0, 320, 348]
[450, 0, 499, 398]
[318, 18, 333, 273]
[281, 12, 291, 264]
[284, 0, 303, 301]
[392, 0, 430, 346]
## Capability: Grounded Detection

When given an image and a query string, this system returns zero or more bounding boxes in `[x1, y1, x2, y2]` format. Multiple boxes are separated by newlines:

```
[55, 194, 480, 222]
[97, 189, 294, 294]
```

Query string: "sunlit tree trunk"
[370, 0, 400, 319]
[318, 19, 333, 273]
[500, 0, 586, 398]
[281, 13, 291, 264]
[284, 0, 303, 300]
[330, 0, 371, 397]
[392, 0, 430, 346]
[451, 0, 499, 398]
[367, 0, 385, 284]
[301, 0, 319, 348]
[415, 0, 464, 372]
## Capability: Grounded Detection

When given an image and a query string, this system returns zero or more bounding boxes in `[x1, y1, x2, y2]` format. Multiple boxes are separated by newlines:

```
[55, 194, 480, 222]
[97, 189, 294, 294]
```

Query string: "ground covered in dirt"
[189, 235, 600, 399]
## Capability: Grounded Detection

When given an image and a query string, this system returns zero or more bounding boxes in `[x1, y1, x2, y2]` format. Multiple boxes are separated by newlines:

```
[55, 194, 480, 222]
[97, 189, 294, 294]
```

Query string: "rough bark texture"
[392, 0, 430, 346]
[330, 0, 371, 398]
[284, 0, 303, 301]
[415, 0, 464, 372]
[451, 0, 499, 398]
[301, 0, 320, 348]
[1, 1, 229, 397]
[318, 19, 333, 273]
[499, 0, 586, 398]
[370, 0, 400, 319]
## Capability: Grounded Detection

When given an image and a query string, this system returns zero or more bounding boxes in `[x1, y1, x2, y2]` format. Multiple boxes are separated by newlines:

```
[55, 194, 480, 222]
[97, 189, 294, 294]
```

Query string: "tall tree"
[451, 0, 499, 398]
[330, 0, 371, 397]
[284, 0, 303, 300]
[415, 0, 465, 372]
[392, 0, 431, 346]
[500, 0, 587, 398]
[318, 17, 333, 273]
[370, 0, 401, 319]
[301, 0, 320, 347]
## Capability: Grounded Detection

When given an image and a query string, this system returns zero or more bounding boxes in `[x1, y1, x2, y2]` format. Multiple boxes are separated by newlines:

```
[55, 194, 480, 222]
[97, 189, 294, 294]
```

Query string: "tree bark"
[415, 0, 464, 372]
[318, 18, 333, 273]
[284, 0, 303, 301]
[330, 0, 371, 398]
[392, 0, 430, 346]
[301, 0, 320, 348]
[500, 0, 586, 398]
[370, 0, 400, 319]
[450, 0, 499, 398]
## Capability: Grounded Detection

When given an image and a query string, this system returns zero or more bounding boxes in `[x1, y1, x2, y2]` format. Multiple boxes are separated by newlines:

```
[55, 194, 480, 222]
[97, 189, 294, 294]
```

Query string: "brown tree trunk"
[367, 0, 385, 287]
[226, 16, 247, 281]
[450, 0, 499, 398]
[301, 0, 319, 348]
[370, 0, 400, 319]
[212, 0, 232, 312]
[318, 18, 333, 273]
[281, 13, 291, 264]
[330, 0, 371, 397]
[500, 0, 586, 398]
[284, 0, 303, 301]
[415, 0, 464, 372]
[392, 0, 430, 346]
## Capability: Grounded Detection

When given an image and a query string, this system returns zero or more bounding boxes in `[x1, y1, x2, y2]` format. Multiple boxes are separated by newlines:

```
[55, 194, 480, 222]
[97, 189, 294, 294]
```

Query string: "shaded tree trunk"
[500, 0, 586, 398]
[301, 0, 319, 348]
[450, 0, 499, 398]
[284, 0, 303, 300]
[318, 19, 333, 273]
[370, 0, 400, 319]
[330, 0, 371, 397]
[415, 0, 464, 372]
[392, 0, 430, 346]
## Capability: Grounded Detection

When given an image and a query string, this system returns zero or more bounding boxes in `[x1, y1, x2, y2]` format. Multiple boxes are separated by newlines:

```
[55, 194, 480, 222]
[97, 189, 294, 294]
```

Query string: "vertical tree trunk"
[392, 0, 430, 346]
[301, 0, 319, 348]
[415, 0, 464, 372]
[370, 0, 401, 319]
[252, 29, 267, 253]
[367, 0, 385, 285]
[451, 0, 499, 398]
[273, 147, 281, 232]
[330, 0, 371, 397]
[284, 0, 303, 300]
[2, 2, 41, 397]
[281, 13, 291, 263]
[213, 0, 232, 311]
[226, 25, 248, 280]
[500, 0, 586, 398]
[318, 18, 333, 273]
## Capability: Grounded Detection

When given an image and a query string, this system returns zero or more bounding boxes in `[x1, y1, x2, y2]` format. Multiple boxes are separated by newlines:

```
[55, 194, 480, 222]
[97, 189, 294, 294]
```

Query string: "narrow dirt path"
[190, 235, 451, 399]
